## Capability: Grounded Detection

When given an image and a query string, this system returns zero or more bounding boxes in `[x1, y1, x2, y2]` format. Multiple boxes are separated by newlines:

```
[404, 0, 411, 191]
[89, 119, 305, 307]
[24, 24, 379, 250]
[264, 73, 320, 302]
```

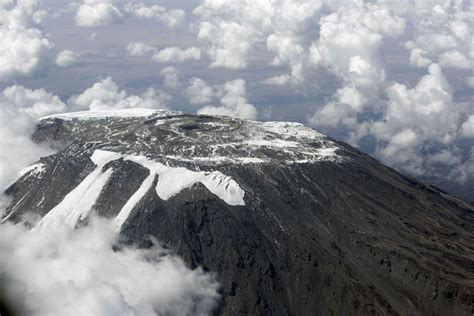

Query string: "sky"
[0, 0, 473, 201]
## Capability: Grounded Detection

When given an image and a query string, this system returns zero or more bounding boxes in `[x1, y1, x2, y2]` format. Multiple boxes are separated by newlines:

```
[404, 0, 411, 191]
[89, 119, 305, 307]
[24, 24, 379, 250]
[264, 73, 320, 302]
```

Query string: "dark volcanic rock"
[2, 109, 474, 315]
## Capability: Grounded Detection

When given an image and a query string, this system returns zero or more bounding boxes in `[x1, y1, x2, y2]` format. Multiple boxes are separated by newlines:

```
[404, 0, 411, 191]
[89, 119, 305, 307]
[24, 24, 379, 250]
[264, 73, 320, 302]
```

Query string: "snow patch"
[18, 163, 45, 178]
[114, 172, 155, 230]
[35, 149, 246, 231]
[260, 121, 325, 139]
[165, 155, 267, 164]
[35, 165, 113, 231]
[40, 108, 176, 121]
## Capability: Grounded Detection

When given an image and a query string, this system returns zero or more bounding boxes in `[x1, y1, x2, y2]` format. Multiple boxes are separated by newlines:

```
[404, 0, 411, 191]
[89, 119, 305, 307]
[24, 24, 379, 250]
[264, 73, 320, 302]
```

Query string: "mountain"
[2, 109, 474, 315]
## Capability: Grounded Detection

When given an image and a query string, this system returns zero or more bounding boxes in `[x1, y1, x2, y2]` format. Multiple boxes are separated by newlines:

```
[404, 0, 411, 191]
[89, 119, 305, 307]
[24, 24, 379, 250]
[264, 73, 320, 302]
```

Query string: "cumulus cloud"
[127, 44, 201, 64]
[308, 1, 406, 114]
[55, 50, 80, 67]
[371, 64, 460, 171]
[68, 77, 171, 111]
[0, 0, 53, 81]
[197, 79, 257, 120]
[261, 74, 291, 86]
[369, 64, 472, 182]
[126, 41, 156, 57]
[75, 0, 124, 28]
[160, 66, 180, 88]
[301, 1, 474, 188]
[152, 47, 201, 63]
[124, 3, 185, 28]
[0, 216, 220, 316]
[193, 0, 322, 70]
[401, 2, 473, 70]
[0, 85, 66, 190]
[461, 115, 474, 139]
[186, 77, 218, 105]
[74, 1, 185, 29]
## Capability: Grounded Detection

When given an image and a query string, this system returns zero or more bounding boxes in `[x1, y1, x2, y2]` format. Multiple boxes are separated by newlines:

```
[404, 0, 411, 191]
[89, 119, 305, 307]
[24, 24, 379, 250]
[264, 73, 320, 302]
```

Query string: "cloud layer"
[0, 216, 220, 316]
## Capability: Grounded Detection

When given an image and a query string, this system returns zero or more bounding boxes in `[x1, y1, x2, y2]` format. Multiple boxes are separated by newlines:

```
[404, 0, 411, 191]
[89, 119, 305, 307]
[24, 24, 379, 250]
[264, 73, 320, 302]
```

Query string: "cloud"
[197, 79, 257, 120]
[0, 27, 53, 80]
[127, 44, 201, 64]
[124, 3, 185, 28]
[369, 64, 470, 178]
[0, 0, 47, 28]
[261, 74, 291, 86]
[310, 2, 405, 95]
[439, 49, 472, 69]
[372, 64, 457, 148]
[193, 0, 322, 70]
[460, 115, 474, 139]
[68, 77, 171, 111]
[402, 2, 473, 70]
[75, 1, 124, 28]
[126, 41, 156, 57]
[160, 66, 180, 88]
[56, 50, 80, 67]
[74, 2, 185, 29]
[152, 47, 201, 63]
[186, 77, 218, 105]
[0, 85, 66, 190]
[0, 1, 53, 81]
[0, 216, 220, 316]
[303, 2, 473, 187]
[309, 84, 367, 131]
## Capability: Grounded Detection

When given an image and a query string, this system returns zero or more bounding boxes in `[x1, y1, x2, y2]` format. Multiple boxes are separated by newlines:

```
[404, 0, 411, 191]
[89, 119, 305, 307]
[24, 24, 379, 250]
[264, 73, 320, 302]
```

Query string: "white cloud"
[186, 77, 218, 105]
[0, 85, 66, 190]
[429, 149, 461, 166]
[310, 2, 405, 93]
[370, 64, 468, 176]
[55, 50, 80, 67]
[309, 84, 366, 130]
[406, 46, 432, 68]
[439, 49, 471, 69]
[460, 115, 474, 139]
[68, 77, 170, 111]
[0, 216, 220, 316]
[261, 74, 291, 86]
[160, 66, 180, 88]
[152, 47, 201, 63]
[126, 41, 156, 57]
[372, 64, 456, 144]
[402, 2, 473, 70]
[0, 27, 53, 80]
[197, 79, 257, 120]
[0, 1, 53, 81]
[75, 1, 124, 28]
[124, 3, 185, 28]
[74, 1, 186, 29]
[0, 0, 47, 28]
[158, 9, 185, 29]
[193, 0, 322, 70]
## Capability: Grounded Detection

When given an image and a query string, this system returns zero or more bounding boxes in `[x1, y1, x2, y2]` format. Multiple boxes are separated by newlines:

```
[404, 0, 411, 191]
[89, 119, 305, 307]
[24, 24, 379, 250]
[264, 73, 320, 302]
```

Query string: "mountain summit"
[3, 109, 473, 315]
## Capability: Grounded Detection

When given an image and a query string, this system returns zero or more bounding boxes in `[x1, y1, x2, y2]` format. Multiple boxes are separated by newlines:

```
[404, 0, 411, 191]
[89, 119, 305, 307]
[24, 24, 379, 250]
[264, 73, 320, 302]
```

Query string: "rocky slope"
[2, 109, 474, 315]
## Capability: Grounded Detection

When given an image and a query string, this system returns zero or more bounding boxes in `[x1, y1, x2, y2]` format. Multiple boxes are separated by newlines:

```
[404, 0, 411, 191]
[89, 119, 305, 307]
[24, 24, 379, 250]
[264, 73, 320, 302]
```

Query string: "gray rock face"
[3, 110, 474, 315]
